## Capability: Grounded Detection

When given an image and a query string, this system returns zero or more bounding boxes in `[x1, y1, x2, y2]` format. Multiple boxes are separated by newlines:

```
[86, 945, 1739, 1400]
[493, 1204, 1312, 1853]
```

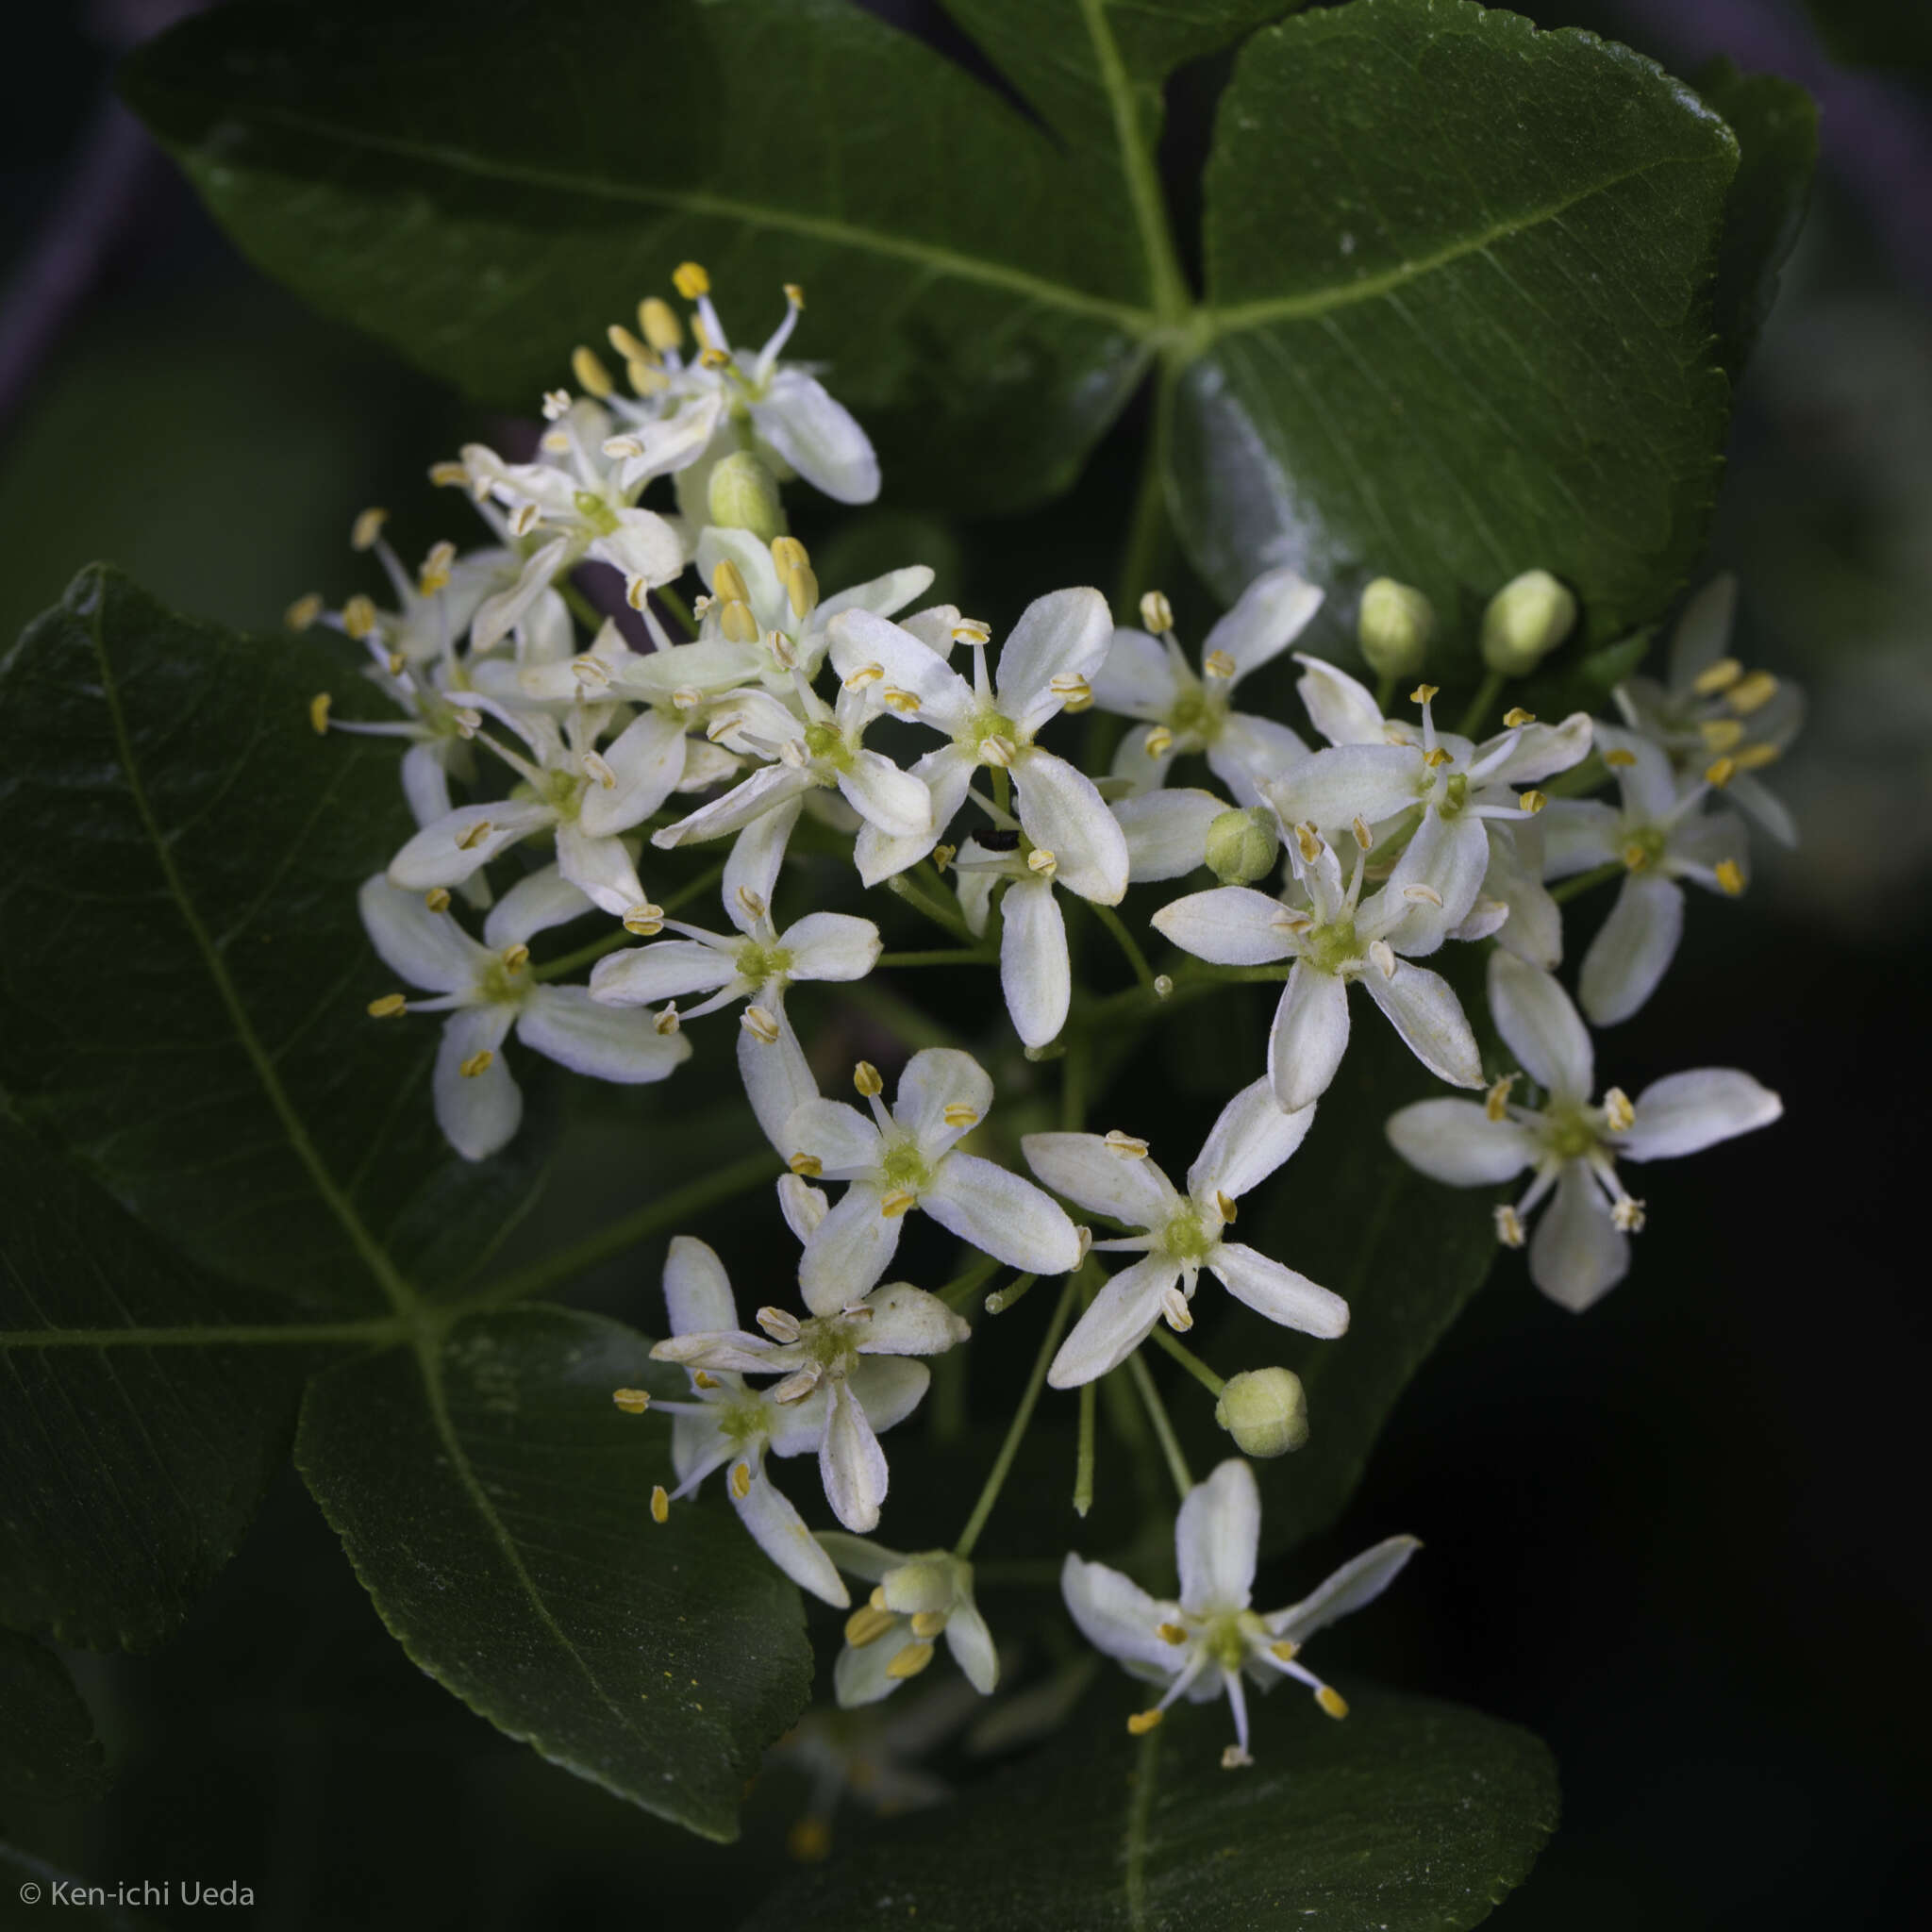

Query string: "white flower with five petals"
[819, 1539, 998, 1707]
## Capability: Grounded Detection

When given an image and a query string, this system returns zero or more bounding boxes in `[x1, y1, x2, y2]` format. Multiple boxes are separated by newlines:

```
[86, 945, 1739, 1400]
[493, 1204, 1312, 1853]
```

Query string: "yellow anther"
[692, 1370, 719, 1390]
[853, 1061, 884, 1098]
[741, 1006, 781, 1045]
[1162, 1288, 1193, 1332]
[979, 735, 1016, 768]
[606, 323, 652, 365]
[1154, 974, 1174, 998]
[1104, 1129, 1150, 1159]
[428, 458, 470, 490]
[720, 599, 759, 643]
[1316, 1686, 1350, 1720]
[1621, 841, 1652, 873]
[351, 507, 388, 552]
[942, 1103, 979, 1129]
[1518, 789, 1547, 814]
[1204, 649, 1237, 680]
[639, 296, 683, 353]
[507, 502, 541, 539]
[418, 541, 456, 594]
[1485, 1074, 1516, 1123]
[366, 992, 408, 1019]
[611, 1388, 651, 1414]
[308, 692, 333, 736]
[886, 1641, 937, 1680]
[1271, 1639, 1300, 1662]
[910, 1609, 949, 1640]
[1700, 717, 1745, 753]
[650, 1485, 670, 1524]
[623, 903, 665, 937]
[1604, 1087, 1635, 1134]
[1126, 1709, 1164, 1736]
[425, 888, 452, 913]
[699, 346, 731, 371]
[559, 345, 609, 401]
[1143, 725, 1174, 758]
[1139, 590, 1174, 634]
[627, 358, 668, 395]
[844, 665, 887, 697]
[1157, 1622, 1189, 1645]
[1715, 858, 1745, 897]
[789, 1153, 824, 1178]
[458, 1049, 494, 1079]
[953, 618, 991, 647]
[539, 428, 571, 457]
[1050, 671, 1093, 710]
[673, 260, 710, 299]
[879, 1190, 918, 1219]
[285, 592, 323, 631]
[1727, 670, 1778, 715]
[1352, 815, 1375, 852]
[1603, 747, 1637, 768]
[385, 651, 408, 677]
[1503, 706, 1537, 727]
[730, 1461, 752, 1500]
[1294, 822, 1324, 864]
[1612, 1196, 1646, 1232]
[1026, 848, 1058, 875]
[783, 562, 818, 619]
[870, 1586, 889, 1611]
[1735, 741, 1778, 772]
[1494, 1204, 1525, 1248]
[499, 944, 530, 974]
[1706, 755, 1738, 789]
[770, 536, 810, 575]
[1409, 682, 1441, 706]
[1215, 1190, 1238, 1224]
[581, 750, 617, 791]
[784, 281, 806, 308]
[881, 687, 921, 714]
[844, 1604, 896, 1647]
[711, 558, 750, 607]
[342, 594, 377, 640]
[456, 819, 493, 851]
[1423, 745, 1455, 769]
[1691, 657, 1742, 696]
[653, 1005, 681, 1036]
[932, 843, 958, 873]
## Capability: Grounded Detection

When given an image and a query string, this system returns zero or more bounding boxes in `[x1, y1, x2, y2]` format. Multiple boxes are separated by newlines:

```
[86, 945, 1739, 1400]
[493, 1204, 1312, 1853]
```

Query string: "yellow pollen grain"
[673, 260, 710, 299]
[1692, 657, 1742, 696]
[1715, 858, 1744, 896]
[458, 1049, 494, 1079]
[885, 1641, 936, 1680]
[611, 1388, 651, 1414]
[1317, 1687, 1350, 1719]
[1503, 707, 1536, 727]
[366, 992, 408, 1019]
[1706, 755, 1738, 788]
[570, 344, 613, 397]
[650, 1485, 670, 1524]
[1157, 1622, 1188, 1645]
[910, 1610, 948, 1640]
[285, 592, 323, 631]
[640, 296, 682, 353]
[308, 692, 333, 735]
[844, 1605, 896, 1647]
[1126, 1709, 1164, 1736]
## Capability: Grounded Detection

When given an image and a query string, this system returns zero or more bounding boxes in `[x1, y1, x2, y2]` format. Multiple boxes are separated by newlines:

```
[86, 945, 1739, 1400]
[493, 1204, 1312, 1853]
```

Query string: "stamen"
[428, 459, 469, 490]
[507, 502, 541, 539]
[1368, 939, 1397, 980]
[1705, 755, 1738, 788]
[1293, 822, 1323, 864]
[541, 388, 571, 422]
[1316, 1687, 1350, 1720]
[953, 618, 991, 647]
[1271, 1640, 1299, 1661]
[1126, 1709, 1163, 1736]
[1161, 1286, 1193, 1332]
[757, 1307, 801, 1343]
[979, 735, 1017, 767]
[730, 1461, 753, 1500]
[853, 1061, 884, 1098]
[624, 903, 665, 936]
[1204, 649, 1236, 680]
[720, 599, 759, 643]
[1700, 717, 1745, 753]
[1139, 590, 1174, 634]
[581, 750, 617, 790]
[286, 592, 323, 630]
[711, 558, 751, 606]
[342, 594, 377, 640]
[1215, 1190, 1238, 1224]
[1352, 815, 1374, 851]
[1603, 748, 1637, 769]
[650, 1485, 670, 1524]
[1612, 1196, 1646, 1232]
[789, 1153, 824, 1178]
[673, 260, 711, 299]
[1734, 741, 1779, 772]
[540, 429, 571, 456]
[932, 843, 958, 873]
[458, 1049, 494, 1078]
[456, 820, 493, 851]
[1142, 726, 1174, 758]
[1603, 1087, 1635, 1134]
[1050, 671, 1093, 709]
[611, 1388, 651, 1414]
[842, 662, 884, 690]
[570, 345, 614, 396]
[351, 507, 388, 552]
[844, 1605, 896, 1647]
[772, 1367, 823, 1405]
[1423, 745, 1455, 769]
[1714, 858, 1744, 896]
[782, 562, 818, 619]
[1485, 1074, 1516, 1122]
[1518, 789, 1547, 813]
[885, 1641, 936, 1680]
[741, 1006, 781, 1045]
[879, 1190, 918, 1219]
[1026, 848, 1058, 877]
[1158, 1623, 1189, 1645]
[699, 347, 732, 371]
[366, 993, 408, 1019]
[771, 535, 810, 575]
[1409, 682, 1440, 706]
[639, 297, 683, 353]
[500, 943, 530, 973]
[425, 889, 452, 913]
[942, 1103, 979, 1128]
[1503, 706, 1536, 727]
[1221, 1746, 1254, 1771]
[784, 281, 806, 308]
[653, 1005, 680, 1036]
[308, 692, 333, 735]
[1104, 1130, 1150, 1159]
[909, 1610, 949, 1640]
[1402, 883, 1442, 908]
[1622, 841, 1652, 873]
[692, 1370, 719, 1390]
[418, 541, 456, 593]
[1691, 657, 1742, 696]
[881, 687, 920, 714]
[1494, 1204, 1526, 1248]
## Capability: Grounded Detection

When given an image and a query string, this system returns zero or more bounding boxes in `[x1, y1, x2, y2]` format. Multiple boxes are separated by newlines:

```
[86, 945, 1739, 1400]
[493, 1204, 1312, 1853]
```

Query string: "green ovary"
[572, 490, 620, 536]
[735, 942, 793, 985]
[1161, 1207, 1217, 1263]
[1623, 824, 1668, 870]
[719, 1398, 768, 1446]
[1544, 1108, 1599, 1161]
[1301, 922, 1359, 974]
[879, 1141, 932, 1193]
[960, 707, 1019, 753]
[803, 720, 854, 773]
[1168, 687, 1221, 742]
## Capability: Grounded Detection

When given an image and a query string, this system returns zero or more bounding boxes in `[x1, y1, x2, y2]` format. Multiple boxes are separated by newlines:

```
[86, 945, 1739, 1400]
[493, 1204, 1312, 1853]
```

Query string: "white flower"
[1387, 950, 1783, 1310]
[1110, 787, 1233, 885]
[1541, 724, 1751, 1025]
[1062, 1458, 1417, 1767]
[643, 1237, 862, 1607]
[358, 869, 688, 1159]
[651, 1262, 967, 1534]
[783, 1048, 1080, 1309]
[590, 864, 879, 1151]
[1092, 572, 1321, 807]
[1024, 1078, 1347, 1389]
[826, 589, 1127, 892]
[1152, 822, 1484, 1111]
[949, 824, 1100, 1049]
[1274, 658, 1591, 949]
[819, 1538, 998, 1707]
[1614, 575, 1804, 846]
[308, 508, 519, 670]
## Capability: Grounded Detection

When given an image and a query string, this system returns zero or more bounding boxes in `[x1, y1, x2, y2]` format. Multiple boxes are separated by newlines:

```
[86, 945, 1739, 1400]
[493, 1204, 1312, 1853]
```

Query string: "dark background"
[1, 2, 1924, 1925]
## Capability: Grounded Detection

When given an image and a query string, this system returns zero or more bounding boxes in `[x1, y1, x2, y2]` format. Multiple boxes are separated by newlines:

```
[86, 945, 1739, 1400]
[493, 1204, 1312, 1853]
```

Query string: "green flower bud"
[706, 451, 785, 543]
[1214, 1367, 1308, 1457]
[1480, 569, 1576, 675]
[1205, 807, 1279, 886]
[1357, 576, 1434, 679]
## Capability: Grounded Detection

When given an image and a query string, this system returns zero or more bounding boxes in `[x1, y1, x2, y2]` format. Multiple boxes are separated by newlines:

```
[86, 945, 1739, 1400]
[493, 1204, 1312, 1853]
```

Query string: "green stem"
[1374, 668, 1396, 714]
[1127, 1352, 1192, 1500]
[841, 977, 963, 1053]
[1552, 860, 1627, 905]
[559, 579, 605, 635]
[938, 1255, 1002, 1311]
[1457, 668, 1506, 740]
[1112, 363, 1178, 621]
[533, 860, 725, 981]
[654, 583, 696, 638]
[1147, 1323, 1225, 1396]
[1074, 1378, 1097, 1519]
[1090, 901, 1155, 989]
[984, 1272, 1040, 1316]
[991, 765, 1012, 817]
[885, 873, 976, 945]
[1060, 1029, 1090, 1133]
[469, 1148, 781, 1307]
[954, 1274, 1079, 1558]
[876, 947, 996, 969]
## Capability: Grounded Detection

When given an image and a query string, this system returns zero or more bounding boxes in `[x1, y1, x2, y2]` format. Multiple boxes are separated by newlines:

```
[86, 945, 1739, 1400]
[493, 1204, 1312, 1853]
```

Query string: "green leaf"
[1171, 0, 1740, 649]
[1698, 60, 1819, 376]
[294, 1304, 812, 1840]
[0, 1119, 365, 1650]
[0, 566, 546, 1314]
[0, 1629, 108, 1802]
[743, 1690, 1557, 1930]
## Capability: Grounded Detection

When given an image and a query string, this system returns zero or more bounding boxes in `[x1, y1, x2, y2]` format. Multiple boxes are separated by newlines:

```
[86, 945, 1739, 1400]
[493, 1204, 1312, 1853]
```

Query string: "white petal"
[724, 793, 802, 917]
[752, 368, 880, 503]
[775, 1172, 828, 1246]
[817, 564, 935, 625]
[1269, 1535, 1421, 1644]
[1267, 742, 1420, 834]
[1595, 723, 1679, 821]
[1360, 959, 1483, 1090]
[554, 823, 645, 919]
[1619, 1069, 1782, 1162]
[894, 1048, 995, 1158]
[738, 998, 819, 1151]
[1578, 874, 1683, 1027]
[799, 1183, 903, 1315]
[1477, 711, 1593, 787]
[388, 800, 554, 891]
[1268, 964, 1351, 1113]
[922, 1154, 1081, 1275]
[654, 762, 811, 848]
[838, 749, 933, 839]
[733, 1465, 850, 1607]
[846, 1357, 930, 1435]
[1046, 1253, 1177, 1388]
[1483, 824, 1563, 970]
[1204, 567, 1324, 679]
[1667, 574, 1737, 690]
[825, 609, 974, 733]
[1539, 799, 1623, 878]
[995, 586, 1114, 716]
[945, 1598, 1000, 1694]
[358, 873, 489, 992]
[1294, 653, 1386, 745]
[766, 1382, 835, 1459]
[784, 1099, 884, 1175]
[1487, 950, 1593, 1100]
[1021, 1132, 1177, 1227]
[820, 1379, 890, 1532]
[1386, 1099, 1533, 1185]
[517, 987, 691, 1082]
[1060, 1554, 1183, 1674]
[663, 1234, 737, 1339]
[1152, 886, 1294, 966]
[400, 741, 453, 828]
[834, 1625, 915, 1707]
[1208, 1243, 1349, 1338]
[1091, 626, 1183, 719]
[855, 743, 975, 884]
[590, 940, 738, 1007]
[1012, 749, 1129, 905]
[1726, 771, 1797, 848]
[1114, 788, 1224, 882]
[1108, 722, 1179, 795]
[433, 1007, 521, 1160]
[587, 508, 684, 588]
[1208, 712, 1309, 810]
[1190, 1076, 1314, 1201]
[783, 912, 882, 984]
[577, 708, 689, 836]
[483, 865, 594, 948]
[999, 874, 1071, 1049]
[1175, 1457, 1260, 1612]
[858, 1283, 971, 1357]
[471, 538, 570, 654]
[1528, 1163, 1629, 1311]
[1378, 808, 1490, 949]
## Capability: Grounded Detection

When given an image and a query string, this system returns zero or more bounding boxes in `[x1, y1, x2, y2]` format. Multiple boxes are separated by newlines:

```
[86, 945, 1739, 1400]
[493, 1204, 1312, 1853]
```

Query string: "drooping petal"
[1268, 1535, 1422, 1644]
[578, 708, 690, 836]
[739, 997, 819, 1151]
[855, 743, 976, 884]
[783, 911, 883, 984]
[1476, 710, 1592, 787]
[1268, 963, 1351, 1113]
[751, 367, 880, 504]
[1488, 950, 1593, 1100]
[858, 1284, 972, 1357]
[1527, 1162, 1629, 1311]
[517, 987, 692, 1083]
[846, 1357, 931, 1436]
[1046, 1253, 1178, 1388]
[1208, 712, 1309, 809]
[400, 740, 454, 828]
[922, 1154, 1082, 1276]
[1619, 1069, 1782, 1162]
[654, 761, 812, 849]
[944, 1596, 1000, 1694]
[1152, 886, 1294, 966]
[724, 793, 802, 920]
[893, 1048, 995, 1159]
[1385, 1099, 1533, 1185]
[1294, 652, 1387, 746]
[1021, 1132, 1178, 1228]
[1594, 723, 1679, 821]
[826, 608, 974, 733]
[1208, 1244, 1349, 1338]
[432, 1006, 521, 1160]
[799, 1183, 904, 1315]
[1091, 626, 1184, 720]
[820, 1379, 890, 1532]
[998, 873, 1071, 1049]
[1204, 567, 1324, 680]
[554, 823, 646, 919]
[838, 750, 934, 840]
[1483, 824, 1563, 970]
[482, 865, 594, 949]
[1059, 1554, 1184, 1674]
[388, 799, 556, 891]
[590, 940, 739, 1007]
[1012, 748, 1129, 905]
[1267, 742, 1420, 833]
[995, 586, 1113, 717]
[733, 1464, 850, 1606]
[783, 1099, 885, 1176]
[1190, 1076, 1315, 1201]
[663, 1233, 738, 1339]
[1360, 958, 1484, 1091]
[1114, 788, 1225, 882]
[358, 873, 491, 993]
[1578, 874, 1684, 1027]
[1174, 1457, 1260, 1612]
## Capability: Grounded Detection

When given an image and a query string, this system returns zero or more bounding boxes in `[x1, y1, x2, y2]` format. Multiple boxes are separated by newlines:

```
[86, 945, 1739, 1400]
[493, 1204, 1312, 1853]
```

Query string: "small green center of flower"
[734, 941, 792, 987]
[573, 490, 620, 537]
[1168, 686, 1221, 742]
[476, 959, 531, 1007]
[1438, 772, 1470, 816]
[799, 1315, 864, 1374]
[1622, 824, 1669, 871]
[718, 1397, 769, 1446]
[803, 719, 854, 772]
[879, 1141, 932, 1193]
[1161, 1206, 1218, 1262]
[1302, 919, 1360, 974]
[1544, 1107, 1601, 1161]
[960, 707, 1020, 754]
[1204, 1612, 1250, 1672]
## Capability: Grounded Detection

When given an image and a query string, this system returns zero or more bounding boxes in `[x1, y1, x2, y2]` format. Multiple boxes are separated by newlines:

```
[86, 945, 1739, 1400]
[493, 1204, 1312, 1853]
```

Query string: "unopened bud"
[1480, 570, 1576, 675]
[1205, 807, 1279, 886]
[1214, 1367, 1308, 1458]
[1357, 576, 1434, 679]
[707, 451, 785, 544]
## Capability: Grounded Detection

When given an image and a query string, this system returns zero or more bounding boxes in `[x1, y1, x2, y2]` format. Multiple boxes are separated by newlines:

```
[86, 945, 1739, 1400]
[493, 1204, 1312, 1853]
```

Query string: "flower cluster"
[315, 265, 1790, 1776]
